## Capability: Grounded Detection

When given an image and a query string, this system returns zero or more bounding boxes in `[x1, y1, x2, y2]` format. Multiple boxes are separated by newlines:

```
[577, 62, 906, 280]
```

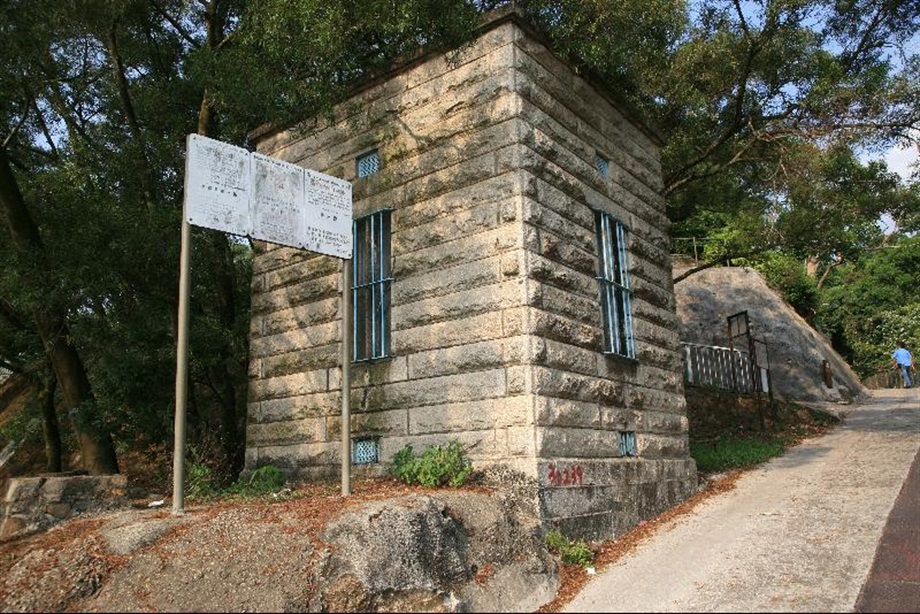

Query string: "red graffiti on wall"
[546, 462, 584, 487]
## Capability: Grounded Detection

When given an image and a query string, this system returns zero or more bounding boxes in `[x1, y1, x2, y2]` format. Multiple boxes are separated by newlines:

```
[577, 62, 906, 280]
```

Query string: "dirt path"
[563, 388, 920, 613]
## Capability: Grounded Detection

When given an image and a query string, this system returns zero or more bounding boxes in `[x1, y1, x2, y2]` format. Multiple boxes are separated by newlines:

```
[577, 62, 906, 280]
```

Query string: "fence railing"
[863, 369, 908, 390]
[681, 342, 759, 393]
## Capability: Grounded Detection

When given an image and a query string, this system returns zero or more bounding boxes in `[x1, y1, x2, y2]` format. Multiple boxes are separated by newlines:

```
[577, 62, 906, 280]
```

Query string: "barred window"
[356, 149, 380, 178]
[352, 438, 380, 464]
[595, 212, 636, 358]
[619, 431, 637, 457]
[352, 209, 392, 362]
[594, 153, 609, 177]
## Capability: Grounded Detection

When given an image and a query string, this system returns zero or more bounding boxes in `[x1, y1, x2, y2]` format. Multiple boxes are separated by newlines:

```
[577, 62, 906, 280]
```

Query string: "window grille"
[352, 438, 379, 464]
[352, 209, 392, 361]
[595, 212, 636, 358]
[357, 150, 380, 178]
[595, 153, 609, 177]
[619, 431, 637, 457]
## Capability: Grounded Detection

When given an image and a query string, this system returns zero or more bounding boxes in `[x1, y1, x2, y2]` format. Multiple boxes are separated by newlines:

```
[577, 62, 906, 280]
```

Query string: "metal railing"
[681, 342, 759, 393]
[863, 369, 909, 390]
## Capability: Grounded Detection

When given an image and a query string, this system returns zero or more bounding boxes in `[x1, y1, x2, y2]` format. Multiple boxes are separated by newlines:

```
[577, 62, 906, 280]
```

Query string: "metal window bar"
[619, 431, 637, 457]
[595, 154, 609, 176]
[352, 438, 379, 464]
[596, 212, 635, 358]
[352, 210, 392, 361]
[357, 150, 380, 178]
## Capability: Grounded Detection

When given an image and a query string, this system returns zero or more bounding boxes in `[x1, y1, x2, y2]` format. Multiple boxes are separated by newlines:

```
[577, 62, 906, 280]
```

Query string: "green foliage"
[690, 437, 786, 473]
[392, 440, 472, 488]
[545, 529, 595, 568]
[215, 0, 485, 131]
[248, 464, 286, 491]
[0, 0, 253, 477]
[185, 461, 218, 500]
[231, 465, 287, 496]
[0, 403, 37, 448]
[691, 407, 840, 473]
[843, 303, 920, 377]
[749, 252, 819, 320]
[815, 236, 920, 376]
[186, 462, 286, 501]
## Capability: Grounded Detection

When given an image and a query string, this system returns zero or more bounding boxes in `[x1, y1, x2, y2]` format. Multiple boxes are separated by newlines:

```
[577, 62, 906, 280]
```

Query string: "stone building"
[246, 8, 697, 539]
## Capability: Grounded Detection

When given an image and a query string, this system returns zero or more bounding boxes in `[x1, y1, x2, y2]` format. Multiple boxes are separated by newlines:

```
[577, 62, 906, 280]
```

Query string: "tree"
[0, 145, 119, 474]
[815, 235, 920, 376]
[0, 0, 488, 481]
[458, 1, 918, 284]
[1, 0, 916, 479]
[0, 0, 251, 477]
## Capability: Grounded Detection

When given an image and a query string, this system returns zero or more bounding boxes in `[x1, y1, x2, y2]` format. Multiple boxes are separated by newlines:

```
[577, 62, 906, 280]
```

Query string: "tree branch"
[151, 0, 200, 48]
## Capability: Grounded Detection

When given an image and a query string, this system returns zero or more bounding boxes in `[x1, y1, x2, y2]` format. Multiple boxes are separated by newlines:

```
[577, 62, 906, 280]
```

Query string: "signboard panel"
[184, 134, 251, 236]
[183, 134, 352, 258]
[177, 134, 357, 509]
[251, 152, 305, 249]
[303, 169, 353, 259]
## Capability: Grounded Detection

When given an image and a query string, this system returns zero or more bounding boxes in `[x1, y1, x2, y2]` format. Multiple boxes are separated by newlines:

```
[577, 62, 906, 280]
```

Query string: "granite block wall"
[246, 11, 696, 539]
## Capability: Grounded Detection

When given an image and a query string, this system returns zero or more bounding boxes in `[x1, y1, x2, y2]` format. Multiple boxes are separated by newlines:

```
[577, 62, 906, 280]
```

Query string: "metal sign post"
[341, 262, 352, 496]
[175, 134, 353, 513]
[172, 212, 191, 515]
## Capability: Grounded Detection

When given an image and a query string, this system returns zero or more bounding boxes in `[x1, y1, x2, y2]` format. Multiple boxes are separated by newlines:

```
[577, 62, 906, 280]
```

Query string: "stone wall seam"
[514, 78, 662, 208]
[512, 40, 660, 173]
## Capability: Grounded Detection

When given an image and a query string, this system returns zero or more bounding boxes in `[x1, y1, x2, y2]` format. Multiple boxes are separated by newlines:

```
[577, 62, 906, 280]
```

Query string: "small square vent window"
[352, 438, 379, 464]
[619, 431, 637, 457]
[357, 150, 380, 178]
[594, 153, 609, 177]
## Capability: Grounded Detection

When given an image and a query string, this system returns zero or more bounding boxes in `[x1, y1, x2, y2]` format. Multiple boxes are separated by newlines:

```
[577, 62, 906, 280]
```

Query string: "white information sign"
[251, 152, 305, 249]
[184, 134, 251, 236]
[304, 169, 353, 259]
[183, 134, 352, 259]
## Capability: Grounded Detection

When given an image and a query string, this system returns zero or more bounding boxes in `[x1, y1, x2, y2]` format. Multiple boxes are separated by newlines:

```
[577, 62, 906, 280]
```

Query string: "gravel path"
[563, 388, 920, 613]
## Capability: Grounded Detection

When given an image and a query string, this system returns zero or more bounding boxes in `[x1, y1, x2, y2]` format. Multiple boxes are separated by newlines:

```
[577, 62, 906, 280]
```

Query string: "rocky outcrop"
[301, 475, 558, 612]
[674, 266, 868, 404]
[0, 474, 127, 541]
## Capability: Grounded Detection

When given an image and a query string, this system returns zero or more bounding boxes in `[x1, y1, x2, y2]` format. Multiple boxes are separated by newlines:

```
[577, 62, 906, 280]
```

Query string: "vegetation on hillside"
[0, 0, 916, 481]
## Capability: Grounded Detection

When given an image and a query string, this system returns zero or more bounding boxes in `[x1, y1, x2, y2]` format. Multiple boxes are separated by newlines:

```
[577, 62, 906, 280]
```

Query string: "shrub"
[185, 460, 217, 499]
[217, 464, 288, 498]
[392, 439, 472, 487]
[246, 464, 286, 493]
[545, 529, 594, 567]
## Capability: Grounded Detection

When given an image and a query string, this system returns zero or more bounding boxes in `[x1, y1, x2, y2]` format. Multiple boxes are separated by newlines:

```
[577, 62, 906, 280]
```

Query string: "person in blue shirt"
[891, 342, 914, 388]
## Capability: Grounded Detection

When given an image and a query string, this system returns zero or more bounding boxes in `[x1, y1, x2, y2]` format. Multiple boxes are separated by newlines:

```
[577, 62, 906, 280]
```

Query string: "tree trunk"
[0, 146, 119, 475]
[39, 373, 62, 473]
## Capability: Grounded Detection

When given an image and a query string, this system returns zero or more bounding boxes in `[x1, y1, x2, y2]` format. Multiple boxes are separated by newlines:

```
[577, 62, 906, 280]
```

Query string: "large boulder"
[302, 474, 558, 612]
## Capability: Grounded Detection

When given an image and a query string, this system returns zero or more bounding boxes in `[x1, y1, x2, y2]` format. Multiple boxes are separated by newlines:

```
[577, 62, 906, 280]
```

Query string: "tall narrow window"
[352, 209, 392, 361]
[595, 212, 636, 358]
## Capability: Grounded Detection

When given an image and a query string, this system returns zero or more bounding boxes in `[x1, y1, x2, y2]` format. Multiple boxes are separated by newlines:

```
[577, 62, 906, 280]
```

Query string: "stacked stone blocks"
[247, 11, 696, 539]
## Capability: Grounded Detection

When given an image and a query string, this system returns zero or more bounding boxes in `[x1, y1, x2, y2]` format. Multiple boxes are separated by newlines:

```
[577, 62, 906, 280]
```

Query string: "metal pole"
[341, 259, 352, 496]
[172, 214, 191, 514]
